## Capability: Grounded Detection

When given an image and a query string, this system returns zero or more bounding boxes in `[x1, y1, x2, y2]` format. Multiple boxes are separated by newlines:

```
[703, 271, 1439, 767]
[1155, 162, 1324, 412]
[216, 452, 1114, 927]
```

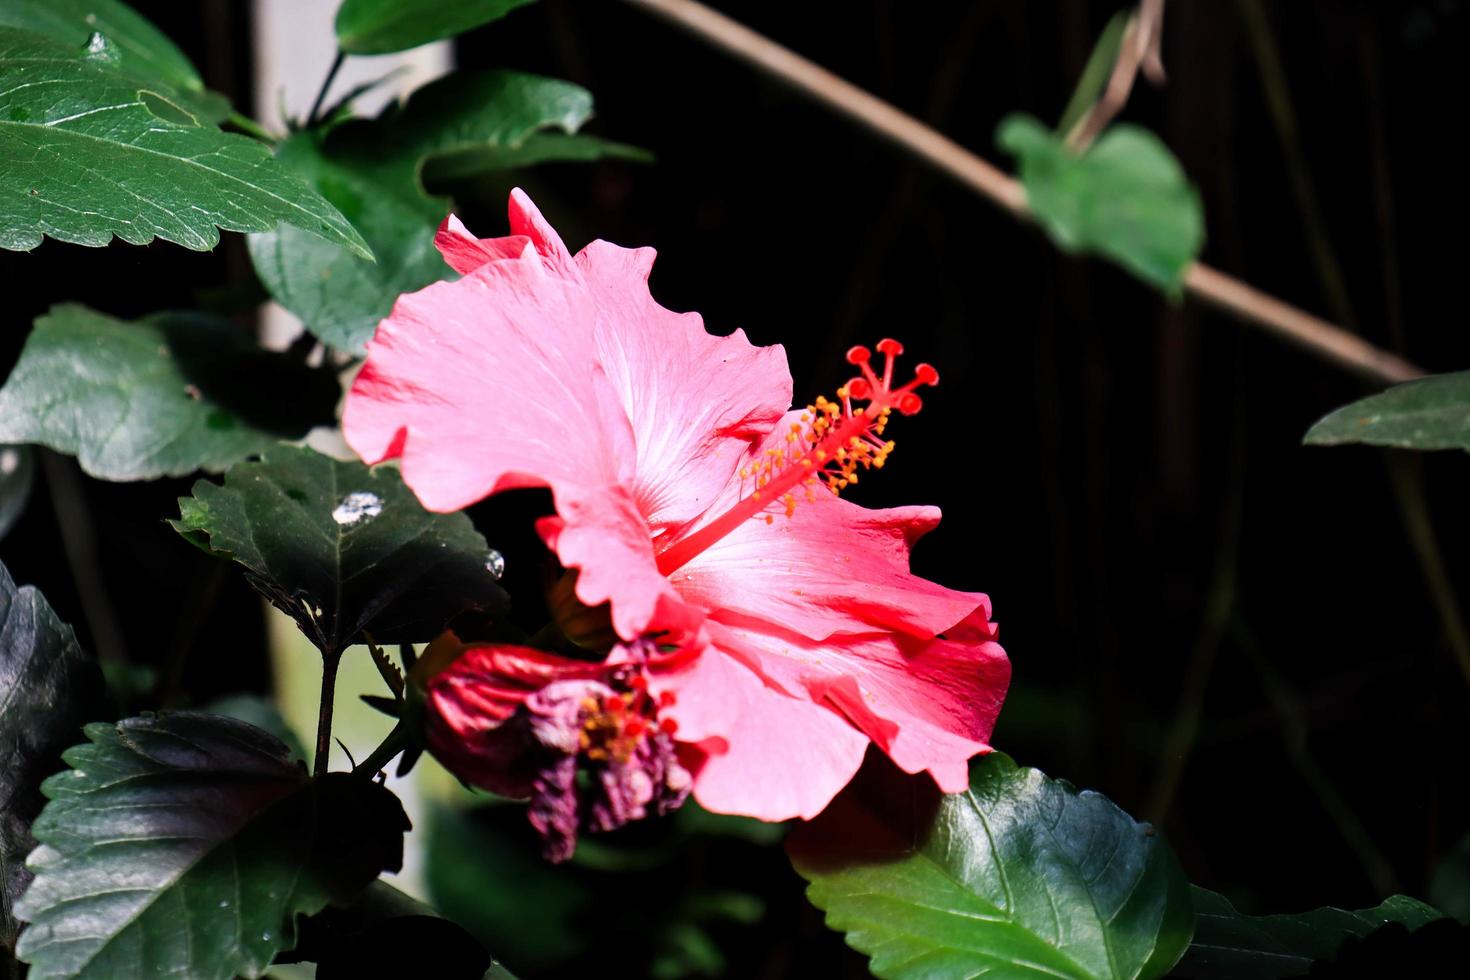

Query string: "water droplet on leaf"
[485, 549, 506, 579]
[332, 491, 382, 526]
[82, 32, 119, 65]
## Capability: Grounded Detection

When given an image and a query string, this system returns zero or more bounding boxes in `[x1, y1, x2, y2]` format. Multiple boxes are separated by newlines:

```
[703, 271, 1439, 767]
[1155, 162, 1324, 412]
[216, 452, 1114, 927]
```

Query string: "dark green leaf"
[1171, 886, 1446, 979]
[170, 445, 508, 655]
[1057, 11, 1129, 136]
[335, 0, 537, 54]
[997, 114, 1204, 291]
[1431, 832, 1470, 924]
[0, 305, 341, 481]
[288, 880, 494, 980]
[250, 70, 603, 352]
[0, 29, 367, 255]
[1303, 371, 1470, 452]
[422, 132, 652, 185]
[0, 560, 103, 963]
[203, 694, 306, 763]
[0, 446, 35, 541]
[13, 713, 407, 980]
[427, 805, 593, 973]
[0, 0, 204, 97]
[788, 753, 1194, 980]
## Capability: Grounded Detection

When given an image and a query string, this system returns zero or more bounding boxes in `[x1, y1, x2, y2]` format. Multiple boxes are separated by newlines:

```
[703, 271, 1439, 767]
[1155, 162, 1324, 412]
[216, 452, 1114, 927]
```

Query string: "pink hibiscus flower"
[345, 190, 1009, 835]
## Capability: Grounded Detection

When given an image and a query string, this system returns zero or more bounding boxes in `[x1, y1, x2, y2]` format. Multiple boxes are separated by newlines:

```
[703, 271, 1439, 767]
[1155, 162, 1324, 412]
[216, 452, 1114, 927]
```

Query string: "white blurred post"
[252, 3, 452, 899]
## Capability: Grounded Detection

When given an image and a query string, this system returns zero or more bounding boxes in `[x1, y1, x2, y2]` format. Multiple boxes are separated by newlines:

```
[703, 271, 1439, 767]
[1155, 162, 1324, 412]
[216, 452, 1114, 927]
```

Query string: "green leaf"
[427, 805, 593, 973]
[1303, 371, 1470, 452]
[0, 305, 341, 481]
[170, 445, 509, 656]
[0, 446, 35, 541]
[1057, 11, 1129, 136]
[0, 0, 204, 96]
[203, 694, 307, 763]
[1171, 886, 1447, 979]
[335, 0, 538, 54]
[14, 712, 408, 980]
[422, 132, 652, 185]
[787, 753, 1194, 980]
[250, 70, 602, 352]
[288, 881, 495, 980]
[1431, 832, 1470, 924]
[0, 29, 367, 255]
[0, 560, 103, 963]
[997, 114, 1204, 291]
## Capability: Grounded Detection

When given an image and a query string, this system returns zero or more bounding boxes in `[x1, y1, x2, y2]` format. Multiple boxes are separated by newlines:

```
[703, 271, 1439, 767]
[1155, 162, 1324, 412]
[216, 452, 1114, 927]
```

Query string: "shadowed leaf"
[171, 445, 508, 656]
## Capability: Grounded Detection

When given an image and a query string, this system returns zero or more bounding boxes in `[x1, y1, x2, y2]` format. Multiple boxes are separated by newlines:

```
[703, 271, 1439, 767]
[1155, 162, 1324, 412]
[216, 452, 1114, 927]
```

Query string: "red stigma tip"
[659, 717, 679, 735]
[896, 392, 923, 415]
[657, 690, 677, 708]
[876, 338, 904, 356]
[914, 363, 939, 386]
[846, 377, 872, 399]
[846, 345, 871, 364]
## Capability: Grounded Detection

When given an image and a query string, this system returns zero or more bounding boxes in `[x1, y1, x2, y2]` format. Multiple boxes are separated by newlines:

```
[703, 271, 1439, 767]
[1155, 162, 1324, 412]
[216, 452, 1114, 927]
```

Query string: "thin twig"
[618, 0, 1426, 387]
[39, 451, 128, 667]
[306, 50, 345, 128]
[1066, 0, 1167, 152]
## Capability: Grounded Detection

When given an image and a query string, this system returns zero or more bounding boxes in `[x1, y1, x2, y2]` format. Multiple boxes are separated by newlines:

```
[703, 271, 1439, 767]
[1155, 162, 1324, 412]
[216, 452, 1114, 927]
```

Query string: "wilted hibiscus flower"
[346, 190, 1009, 858]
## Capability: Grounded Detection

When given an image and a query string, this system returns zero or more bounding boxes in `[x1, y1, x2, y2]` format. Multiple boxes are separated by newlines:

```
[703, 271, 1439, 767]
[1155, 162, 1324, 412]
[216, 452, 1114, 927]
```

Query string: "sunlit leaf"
[0, 305, 340, 481]
[0, 0, 205, 97]
[335, 0, 538, 55]
[0, 29, 366, 254]
[997, 114, 1204, 291]
[250, 70, 612, 352]
[1304, 371, 1470, 453]
[788, 753, 1194, 979]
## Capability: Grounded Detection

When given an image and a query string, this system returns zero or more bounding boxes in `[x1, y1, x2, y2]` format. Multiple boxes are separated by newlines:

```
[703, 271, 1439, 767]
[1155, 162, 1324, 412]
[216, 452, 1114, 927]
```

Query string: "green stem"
[313, 648, 343, 777]
[226, 111, 279, 145]
[354, 722, 409, 777]
[307, 50, 346, 127]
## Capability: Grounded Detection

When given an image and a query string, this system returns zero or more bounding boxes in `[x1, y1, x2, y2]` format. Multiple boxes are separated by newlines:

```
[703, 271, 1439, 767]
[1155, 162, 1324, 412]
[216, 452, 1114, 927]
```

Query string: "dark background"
[3, 1, 1468, 975]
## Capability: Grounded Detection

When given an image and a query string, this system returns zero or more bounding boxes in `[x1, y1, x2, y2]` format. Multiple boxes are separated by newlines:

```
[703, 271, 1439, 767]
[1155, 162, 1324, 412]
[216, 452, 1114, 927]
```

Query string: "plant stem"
[617, 0, 1426, 386]
[39, 451, 128, 668]
[306, 50, 346, 127]
[353, 722, 409, 777]
[313, 648, 343, 777]
[226, 110, 279, 145]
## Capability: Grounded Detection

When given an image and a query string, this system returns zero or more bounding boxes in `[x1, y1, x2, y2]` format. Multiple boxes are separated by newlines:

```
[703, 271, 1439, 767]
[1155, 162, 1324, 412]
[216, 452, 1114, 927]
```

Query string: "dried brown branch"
[619, 0, 1426, 387]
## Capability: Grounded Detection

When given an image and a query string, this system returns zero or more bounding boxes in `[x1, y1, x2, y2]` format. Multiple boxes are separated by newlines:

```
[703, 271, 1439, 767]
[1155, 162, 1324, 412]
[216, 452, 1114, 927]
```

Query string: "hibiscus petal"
[575, 238, 792, 533]
[663, 646, 869, 821]
[344, 247, 637, 512]
[674, 486, 984, 642]
[433, 213, 532, 274]
[703, 611, 1009, 793]
[537, 483, 703, 643]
